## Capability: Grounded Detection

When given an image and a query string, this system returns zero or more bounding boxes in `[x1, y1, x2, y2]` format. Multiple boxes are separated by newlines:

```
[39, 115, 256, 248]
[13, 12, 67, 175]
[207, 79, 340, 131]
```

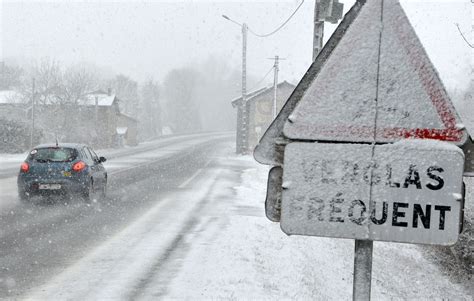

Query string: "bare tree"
[18, 59, 102, 142]
[195, 55, 242, 131]
[58, 65, 100, 142]
[30, 58, 63, 106]
[0, 62, 23, 90]
[163, 68, 201, 133]
[140, 79, 162, 139]
[107, 75, 139, 117]
[61, 65, 99, 105]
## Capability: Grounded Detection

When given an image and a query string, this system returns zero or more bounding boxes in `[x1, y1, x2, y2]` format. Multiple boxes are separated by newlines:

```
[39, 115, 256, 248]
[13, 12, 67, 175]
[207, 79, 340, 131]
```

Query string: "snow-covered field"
[23, 154, 472, 300]
[164, 157, 471, 300]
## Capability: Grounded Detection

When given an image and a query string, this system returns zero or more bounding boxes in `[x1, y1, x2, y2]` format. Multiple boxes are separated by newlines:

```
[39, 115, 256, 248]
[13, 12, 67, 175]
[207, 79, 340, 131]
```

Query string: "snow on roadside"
[164, 156, 471, 300]
[0, 152, 27, 170]
[0, 177, 19, 210]
[0, 153, 25, 210]
[0, 153, 27, 163]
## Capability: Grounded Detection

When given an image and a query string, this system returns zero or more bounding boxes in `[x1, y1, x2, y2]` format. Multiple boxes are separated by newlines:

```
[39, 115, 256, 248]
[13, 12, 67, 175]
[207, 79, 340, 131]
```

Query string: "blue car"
[17, 143, 107, 202]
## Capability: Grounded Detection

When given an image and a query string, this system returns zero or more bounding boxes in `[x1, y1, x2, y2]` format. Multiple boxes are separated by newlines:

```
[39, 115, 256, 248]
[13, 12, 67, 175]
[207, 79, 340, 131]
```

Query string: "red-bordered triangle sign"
[283, 0, 467, 145]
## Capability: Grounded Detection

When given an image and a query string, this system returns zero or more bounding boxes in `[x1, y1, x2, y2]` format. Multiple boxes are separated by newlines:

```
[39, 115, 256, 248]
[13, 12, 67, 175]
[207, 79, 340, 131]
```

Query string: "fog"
[0, 1, 473, 298]
[2, 0, 471, 84]
[0, 0, 472, 140]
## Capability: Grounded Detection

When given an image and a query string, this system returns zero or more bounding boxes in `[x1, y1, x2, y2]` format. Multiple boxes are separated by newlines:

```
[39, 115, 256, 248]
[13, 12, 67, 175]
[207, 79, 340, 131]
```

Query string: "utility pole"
[0, 62, 4, 89]
[313, 0, 324, 61]
[222, 15, 249, 154]
[30, 78, 36, 149]
[95, 95, 99, 129]
[240, 23, 248, 154]
[272, 55, 279, 119]
[313, 0, 344, 60]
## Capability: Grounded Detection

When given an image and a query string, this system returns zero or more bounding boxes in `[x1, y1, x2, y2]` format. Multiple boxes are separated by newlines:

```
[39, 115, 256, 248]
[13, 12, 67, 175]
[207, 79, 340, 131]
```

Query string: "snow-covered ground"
[22, 154, 472, 300]
[163, 157, 471, 300]
[0, 152, 28, 171]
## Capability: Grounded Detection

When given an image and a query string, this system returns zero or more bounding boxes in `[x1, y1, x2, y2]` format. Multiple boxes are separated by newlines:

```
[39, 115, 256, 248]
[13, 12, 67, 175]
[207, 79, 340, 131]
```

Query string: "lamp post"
[222, 15, 248, 154]
[30, 78, 36, 149]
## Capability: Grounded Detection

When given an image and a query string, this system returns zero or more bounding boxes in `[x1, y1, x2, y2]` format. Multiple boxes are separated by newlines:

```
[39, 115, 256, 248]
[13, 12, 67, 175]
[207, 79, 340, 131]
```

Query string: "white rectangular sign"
[281, 141, 464, 245]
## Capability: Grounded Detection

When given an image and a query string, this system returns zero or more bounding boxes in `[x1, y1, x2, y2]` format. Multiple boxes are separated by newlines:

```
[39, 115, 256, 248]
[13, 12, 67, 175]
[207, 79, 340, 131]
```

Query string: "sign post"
[253, 0, 470, 300]
[353, 240, 373, 301]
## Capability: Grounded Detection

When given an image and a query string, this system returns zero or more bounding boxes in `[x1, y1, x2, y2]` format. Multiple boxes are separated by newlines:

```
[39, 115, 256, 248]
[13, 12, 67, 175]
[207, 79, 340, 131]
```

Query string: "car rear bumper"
[18, 177, 89, 197]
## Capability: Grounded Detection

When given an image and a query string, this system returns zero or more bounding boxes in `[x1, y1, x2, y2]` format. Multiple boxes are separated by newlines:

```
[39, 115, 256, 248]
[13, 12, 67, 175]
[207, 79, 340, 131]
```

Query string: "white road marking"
[178, 168, 203, 189]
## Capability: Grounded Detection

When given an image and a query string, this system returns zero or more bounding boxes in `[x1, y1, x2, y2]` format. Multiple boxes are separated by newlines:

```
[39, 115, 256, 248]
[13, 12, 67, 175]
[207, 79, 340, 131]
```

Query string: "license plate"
[63, 171, 72, 177]
[39, 184, 61, 190]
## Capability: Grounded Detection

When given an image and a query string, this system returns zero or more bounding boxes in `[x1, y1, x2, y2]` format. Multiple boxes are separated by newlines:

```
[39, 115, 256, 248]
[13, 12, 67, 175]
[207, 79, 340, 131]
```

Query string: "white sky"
[1, 0, 472, 91]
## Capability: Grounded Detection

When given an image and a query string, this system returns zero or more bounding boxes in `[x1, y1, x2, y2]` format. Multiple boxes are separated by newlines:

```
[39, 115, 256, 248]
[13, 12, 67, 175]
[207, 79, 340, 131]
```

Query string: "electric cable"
[248, 65, 275, 92]
[248, 0, 305, 38]
[455, 23, 473, 48]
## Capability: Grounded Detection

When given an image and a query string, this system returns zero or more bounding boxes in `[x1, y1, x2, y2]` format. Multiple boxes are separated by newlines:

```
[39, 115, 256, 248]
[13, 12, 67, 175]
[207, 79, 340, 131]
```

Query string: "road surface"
[0, 133, 235, 299]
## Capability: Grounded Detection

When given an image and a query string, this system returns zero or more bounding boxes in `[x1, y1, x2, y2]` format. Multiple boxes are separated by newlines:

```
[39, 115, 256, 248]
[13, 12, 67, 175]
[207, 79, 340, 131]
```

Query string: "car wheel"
[83, 179, 94, 203]
[18, 189, 30, 203]
[101, 179, 107, 199]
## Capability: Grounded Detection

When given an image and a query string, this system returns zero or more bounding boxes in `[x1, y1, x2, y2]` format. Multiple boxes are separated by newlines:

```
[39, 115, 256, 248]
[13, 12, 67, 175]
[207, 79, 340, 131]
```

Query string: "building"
[232, 81, 296, 152]
[117, 112, 138, 146]
[0, 90, 29, 122]
[79, 90, 138, 148]
[0, 89, 138, 148]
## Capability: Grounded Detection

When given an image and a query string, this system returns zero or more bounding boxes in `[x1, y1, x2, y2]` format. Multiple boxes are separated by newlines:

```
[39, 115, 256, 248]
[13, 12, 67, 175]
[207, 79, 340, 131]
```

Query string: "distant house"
[231, 81, 296, 152]
[0, 89, 138, 148]
[117, 112, 138, 146]
[0, 90, 29, 122]
[77, 90, 138, 148]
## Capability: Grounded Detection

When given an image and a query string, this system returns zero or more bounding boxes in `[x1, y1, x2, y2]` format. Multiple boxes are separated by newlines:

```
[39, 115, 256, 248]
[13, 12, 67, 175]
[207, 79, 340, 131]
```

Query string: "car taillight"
[20, 162, 29, 173]
[72, 161, 86, 172]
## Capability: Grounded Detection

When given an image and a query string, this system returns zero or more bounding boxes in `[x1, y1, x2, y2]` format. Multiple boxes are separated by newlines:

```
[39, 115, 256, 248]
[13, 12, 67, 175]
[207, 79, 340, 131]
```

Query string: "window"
[82, 147, 94, 163]
[88, 148, 100, 162]
[28, 147, 77, 162]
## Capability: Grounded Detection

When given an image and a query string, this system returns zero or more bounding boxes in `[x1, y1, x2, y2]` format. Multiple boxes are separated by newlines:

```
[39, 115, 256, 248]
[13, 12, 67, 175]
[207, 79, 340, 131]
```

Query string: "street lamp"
[30, 78, 36, 149]
[222, 15, 248, 154]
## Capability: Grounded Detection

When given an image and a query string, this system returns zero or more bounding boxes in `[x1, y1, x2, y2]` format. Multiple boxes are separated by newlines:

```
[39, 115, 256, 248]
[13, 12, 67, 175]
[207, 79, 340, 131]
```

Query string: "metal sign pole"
[272, 55, 279, 119]
[353, 240, 373, 301]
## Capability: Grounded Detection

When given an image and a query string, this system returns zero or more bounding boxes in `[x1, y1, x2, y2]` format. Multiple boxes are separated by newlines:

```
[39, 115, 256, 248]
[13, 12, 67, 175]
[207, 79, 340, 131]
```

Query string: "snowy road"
[0, 134, 472, 300]
[0, 133, 232, 298]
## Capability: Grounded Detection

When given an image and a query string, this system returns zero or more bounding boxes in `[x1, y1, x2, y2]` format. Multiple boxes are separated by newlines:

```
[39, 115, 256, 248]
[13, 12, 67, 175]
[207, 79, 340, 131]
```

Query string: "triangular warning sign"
[283, 0, 466, 144]
[254, 1, 366, 166]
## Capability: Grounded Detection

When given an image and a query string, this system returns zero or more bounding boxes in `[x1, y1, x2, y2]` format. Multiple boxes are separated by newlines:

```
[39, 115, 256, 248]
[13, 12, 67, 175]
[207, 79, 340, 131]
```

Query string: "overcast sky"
[1, 0, 472, 92]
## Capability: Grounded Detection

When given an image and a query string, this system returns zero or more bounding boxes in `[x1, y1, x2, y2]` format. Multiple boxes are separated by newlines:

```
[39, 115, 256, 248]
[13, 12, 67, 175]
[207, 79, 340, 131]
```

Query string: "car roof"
[33, 143, 88, 150]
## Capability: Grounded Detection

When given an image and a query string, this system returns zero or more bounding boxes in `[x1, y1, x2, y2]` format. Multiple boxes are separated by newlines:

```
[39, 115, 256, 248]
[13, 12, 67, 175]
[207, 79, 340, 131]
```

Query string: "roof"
[231, 81, 295, 107]
[79, 92, 116, 107]
[0, 90, 25, 105]
[231, 87, 267, 106]
[119, 112, 137, 122]
[116, 127, 128, 135]
[0, 90, 117, 107]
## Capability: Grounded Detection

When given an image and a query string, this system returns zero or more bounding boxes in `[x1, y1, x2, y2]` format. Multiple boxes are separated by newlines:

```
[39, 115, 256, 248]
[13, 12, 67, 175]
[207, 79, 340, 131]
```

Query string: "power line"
[248, 65, 275, 92]
[455, 23, 473, 48]
[248, 0, 305, 38]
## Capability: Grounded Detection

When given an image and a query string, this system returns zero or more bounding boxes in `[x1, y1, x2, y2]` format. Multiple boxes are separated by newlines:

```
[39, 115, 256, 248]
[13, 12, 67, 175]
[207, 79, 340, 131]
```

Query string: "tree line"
[0, 55, 242, 147]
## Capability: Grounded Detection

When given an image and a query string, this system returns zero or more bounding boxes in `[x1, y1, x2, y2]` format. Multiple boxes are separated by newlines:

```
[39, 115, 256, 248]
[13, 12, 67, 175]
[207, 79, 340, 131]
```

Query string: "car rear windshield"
[28, 147, 78, 163]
